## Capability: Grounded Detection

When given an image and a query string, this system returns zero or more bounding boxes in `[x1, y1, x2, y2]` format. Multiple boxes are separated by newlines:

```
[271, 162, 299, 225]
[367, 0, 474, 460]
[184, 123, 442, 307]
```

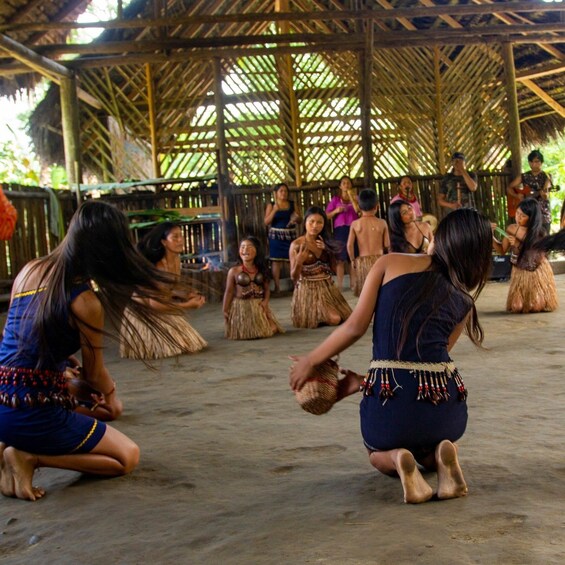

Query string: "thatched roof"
[1, 1, 564, 181]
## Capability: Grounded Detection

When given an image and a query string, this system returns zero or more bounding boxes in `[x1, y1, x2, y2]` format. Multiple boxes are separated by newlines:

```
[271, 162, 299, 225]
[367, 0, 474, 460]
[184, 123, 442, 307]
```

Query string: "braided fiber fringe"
[507, 257, 558, 313]
[295, 359, 339, 415]
[353, 255, 380, 297]
[360, 360, 467, 405]
[225, 297, 284, 340]
[291, 277, 352, 329]
[120, 307, 207, 360]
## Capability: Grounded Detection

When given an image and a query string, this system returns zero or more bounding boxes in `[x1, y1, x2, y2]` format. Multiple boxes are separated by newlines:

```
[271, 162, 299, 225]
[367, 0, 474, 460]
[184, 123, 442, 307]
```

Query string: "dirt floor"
[1, 274, 564, 565]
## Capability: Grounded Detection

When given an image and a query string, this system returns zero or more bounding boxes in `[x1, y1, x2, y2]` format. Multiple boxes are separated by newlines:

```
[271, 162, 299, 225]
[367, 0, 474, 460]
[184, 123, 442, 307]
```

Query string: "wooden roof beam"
[516, 62, 565, 81]
[0, 3, 561, 34]
[375, 0, 416, 31]
[0, 34, 101, 109]
[418, 0, 463, 29]
[519, 79, 565, 118]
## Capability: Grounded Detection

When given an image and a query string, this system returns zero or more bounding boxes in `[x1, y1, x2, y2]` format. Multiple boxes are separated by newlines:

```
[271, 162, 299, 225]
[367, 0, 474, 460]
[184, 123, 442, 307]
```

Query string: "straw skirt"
[225, 297, 284, 340]
[506, 257, 558, 313]
[291, 277, 352, 328]
[120, 307, 207, 359]
[353, 255, 380, 297]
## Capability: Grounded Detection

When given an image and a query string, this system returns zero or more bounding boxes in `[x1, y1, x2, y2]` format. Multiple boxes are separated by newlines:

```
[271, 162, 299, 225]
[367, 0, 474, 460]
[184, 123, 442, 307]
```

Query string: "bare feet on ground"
[436, 440, 468, 500]
[0, 442, 13, 497]
[395, 449, 433, 504]
[1, 446, 44, 501]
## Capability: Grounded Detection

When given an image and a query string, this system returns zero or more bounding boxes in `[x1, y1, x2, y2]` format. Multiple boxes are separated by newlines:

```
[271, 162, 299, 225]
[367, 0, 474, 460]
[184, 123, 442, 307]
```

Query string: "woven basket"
[295, 359, 339, 415]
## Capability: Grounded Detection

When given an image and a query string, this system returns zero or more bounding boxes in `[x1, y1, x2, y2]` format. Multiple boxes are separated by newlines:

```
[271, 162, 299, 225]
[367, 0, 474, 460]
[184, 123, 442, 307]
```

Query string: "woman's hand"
[337, 368, 363, 400]
[295, 243, 310, 266]
[184, 294, 206, 309]
[315, 237, 325, 250]
[289, 354, 316, 392]
[260, 299, 269, 314]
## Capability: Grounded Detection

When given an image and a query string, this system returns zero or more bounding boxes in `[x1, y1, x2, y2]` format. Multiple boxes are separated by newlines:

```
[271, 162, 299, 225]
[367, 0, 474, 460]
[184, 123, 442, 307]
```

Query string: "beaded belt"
[360, 359, 467, 405]
[269, 227, 295, 241]
[0, 365, 77, 410]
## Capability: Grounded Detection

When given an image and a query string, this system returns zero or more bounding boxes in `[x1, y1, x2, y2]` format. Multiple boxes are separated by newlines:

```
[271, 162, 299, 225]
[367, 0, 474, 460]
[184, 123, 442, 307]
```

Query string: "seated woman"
[388, 201, 434, 254]
[0, 201, 184, 501]
[290, 207, 352, 328]
[120, 222, 207, 359]
[493, 198, 558, 313]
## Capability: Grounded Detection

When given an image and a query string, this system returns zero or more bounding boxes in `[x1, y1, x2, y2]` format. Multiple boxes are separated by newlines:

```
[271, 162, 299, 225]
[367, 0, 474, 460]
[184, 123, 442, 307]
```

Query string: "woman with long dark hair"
[388, 201, 434, 254]
[264, 183, 302, 293]
[290, 206, 352, 328]
[120, 221, 207, 359]
[290, 209, 493, 504]
[0, 201, 185, 501]
[223, 235, 284, 339]
[493, 198, 558, 313]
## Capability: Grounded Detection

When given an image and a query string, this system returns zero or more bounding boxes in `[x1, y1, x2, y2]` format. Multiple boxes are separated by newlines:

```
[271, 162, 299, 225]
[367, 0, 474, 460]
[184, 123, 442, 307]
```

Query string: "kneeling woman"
[223, 236, 284, 339]
[0, 201, 184, 501]
[290, 207, 352, 328]
[290, 209, 493, 504]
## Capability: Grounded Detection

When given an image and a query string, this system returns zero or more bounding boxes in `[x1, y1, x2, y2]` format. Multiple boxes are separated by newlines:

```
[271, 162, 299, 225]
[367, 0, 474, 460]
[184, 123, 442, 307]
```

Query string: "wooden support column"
[359, 18, 374, 189]
[275, 0, 302, 186]
[213, 57, 232, 262]
[502, 42, 522, 180]
[433, 46, 446, 174]
[145, 63, 161, 178]
[59, 76, 83, 204]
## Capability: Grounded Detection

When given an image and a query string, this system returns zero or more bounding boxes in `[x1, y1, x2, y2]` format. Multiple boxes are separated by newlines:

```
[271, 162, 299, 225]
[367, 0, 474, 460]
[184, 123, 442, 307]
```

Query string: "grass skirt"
[291, 276, 352, 328]
[120, 307, 207, 359]
[506, 257, 558, 313]
[353, 255, 379, 297]
[225, 298, 284, 340]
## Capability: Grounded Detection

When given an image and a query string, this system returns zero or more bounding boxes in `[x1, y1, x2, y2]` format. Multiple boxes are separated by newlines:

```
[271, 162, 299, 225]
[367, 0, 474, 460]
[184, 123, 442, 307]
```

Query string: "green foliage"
[0, 139, 40, 185]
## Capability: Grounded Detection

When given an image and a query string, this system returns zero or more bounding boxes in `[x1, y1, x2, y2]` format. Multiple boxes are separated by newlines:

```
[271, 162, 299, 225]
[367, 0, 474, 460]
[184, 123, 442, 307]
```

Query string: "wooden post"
[359, 18, 374, 190]
[145, 63, 161, 178]
[275, 0, 302, 186]
[502, 42, 522, 180]
[433, 47, 446, 174]
[213, 57, 232, 262]
[59, 76, 83, 204]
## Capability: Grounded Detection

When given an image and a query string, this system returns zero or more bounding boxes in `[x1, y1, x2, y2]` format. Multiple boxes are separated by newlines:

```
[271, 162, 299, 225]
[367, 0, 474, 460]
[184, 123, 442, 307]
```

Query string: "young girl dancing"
[290, 209, 494, 504]
[120, 222, 207, 359]
[290, 207, 352, 328]
[223, 236, 284, 339]
[493, 198, 558, 313]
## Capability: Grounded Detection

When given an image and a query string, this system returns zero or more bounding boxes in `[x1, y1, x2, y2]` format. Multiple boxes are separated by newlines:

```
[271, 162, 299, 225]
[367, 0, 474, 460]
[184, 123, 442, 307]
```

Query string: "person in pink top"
[325, 176, 360, 290]
[390, 175, 423, 219]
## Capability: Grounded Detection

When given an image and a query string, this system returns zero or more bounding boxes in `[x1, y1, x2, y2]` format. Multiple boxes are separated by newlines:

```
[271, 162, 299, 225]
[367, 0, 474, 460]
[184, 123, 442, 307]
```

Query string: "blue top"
[372, 272, 471, 363]
[270, 200, 295, 230]
[0, 285, 89, 371]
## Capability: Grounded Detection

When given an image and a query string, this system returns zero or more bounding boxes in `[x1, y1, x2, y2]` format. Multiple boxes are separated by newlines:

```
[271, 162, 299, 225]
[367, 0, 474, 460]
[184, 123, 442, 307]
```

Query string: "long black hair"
[137, 221, 182, 264]
[238, 235, 271, 280]
[28, 200, 182, 368]
[302, 206, 341, 256]
[388, 200, 412, 253]
[397, 208, 493, 354]
[515, 198, 546, 269]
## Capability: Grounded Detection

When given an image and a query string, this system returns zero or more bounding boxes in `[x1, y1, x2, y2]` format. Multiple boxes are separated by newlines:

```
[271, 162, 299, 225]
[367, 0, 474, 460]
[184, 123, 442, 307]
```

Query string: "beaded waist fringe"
[360, 359, 467, 405]
[269, 227, 295, 241]
[0, 365, 77, 410]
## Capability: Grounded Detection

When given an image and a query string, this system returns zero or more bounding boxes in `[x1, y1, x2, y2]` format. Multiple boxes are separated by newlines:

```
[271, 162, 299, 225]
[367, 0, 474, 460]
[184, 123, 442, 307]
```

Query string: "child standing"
[347, 189, 389, 297]
[223, 236, 284, 339]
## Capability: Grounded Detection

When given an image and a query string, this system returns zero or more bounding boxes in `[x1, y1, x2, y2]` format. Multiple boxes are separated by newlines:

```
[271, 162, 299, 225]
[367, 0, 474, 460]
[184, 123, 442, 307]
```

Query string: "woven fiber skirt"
[353, 255, 379, 297]
[225, 297, 284, 340]
[291, 276, 352, 328]
[120, 308, 207, 359]
[506, 257, 558, 313]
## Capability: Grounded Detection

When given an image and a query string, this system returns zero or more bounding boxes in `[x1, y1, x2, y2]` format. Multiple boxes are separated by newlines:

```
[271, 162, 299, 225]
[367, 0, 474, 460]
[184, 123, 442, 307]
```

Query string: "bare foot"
[2, 447, 44, 501]
[395, 449, 433, 504]
[0, 442, 14, 497]
[436, 440, 468, 500]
